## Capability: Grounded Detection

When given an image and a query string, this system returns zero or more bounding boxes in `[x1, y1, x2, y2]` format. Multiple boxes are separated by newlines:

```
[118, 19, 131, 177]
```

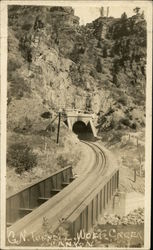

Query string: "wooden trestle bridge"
[6, 141, 119, 243]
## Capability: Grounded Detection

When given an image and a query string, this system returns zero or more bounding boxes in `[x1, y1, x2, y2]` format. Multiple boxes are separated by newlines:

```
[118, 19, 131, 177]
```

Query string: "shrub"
[41, 112, 52, 119]
[105, 107, 115, 116]
[119, 118, 130, 127]
[113, 74, 120, 87]
[9, 75, 31, 99]
[103, 46, 108, 58]
[96, 58, 103, 73]
[13, 117, 33, 134]
[19, 36, 32, 63]
[8, 58, 22, 72]
[130, 122, 137, 129]
[108, 119, 116, 130]
[89, 69, 97, 78]
[121, 12, 127, 20]
[22, 23, 32, 31]
[57, 155, 70, 168]
[7, 143, 37, 174]
[118, 96, 127, 106]
[113, 60, 120, 74]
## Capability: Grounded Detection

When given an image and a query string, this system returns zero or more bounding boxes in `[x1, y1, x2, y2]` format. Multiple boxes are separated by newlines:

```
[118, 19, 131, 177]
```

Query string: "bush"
[13, 117, 33, 134]
[118, 96, 127, 106]
[22, 23, 32, 31]
[57, 155, 70, 168]
[9, 75, 31, 99]
[103, 46, 108, 58]
[7, 143, 37, 174]
[41, 112, 52, 119]
[19, 36, 32, 62]
[121, 12, 127, 20]
[119, 118, 130, 127]
[113, 74, 120, 87]
[130, 122, 137, 129]
[96, 58, 103, 73]
[8, 58, 22, 72]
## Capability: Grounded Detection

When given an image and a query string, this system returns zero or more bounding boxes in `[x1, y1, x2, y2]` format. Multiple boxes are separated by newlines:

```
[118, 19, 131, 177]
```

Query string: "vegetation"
[118, 96, 127, 106]
[96, 58, 103, 73]
[7, 143, 37, 174]
[8, 73, 31, 100]
[41, 112, 52, 119]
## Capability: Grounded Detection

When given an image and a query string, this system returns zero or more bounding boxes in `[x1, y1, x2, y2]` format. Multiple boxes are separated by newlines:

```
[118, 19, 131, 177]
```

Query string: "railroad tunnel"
[72, 121, 95, 140]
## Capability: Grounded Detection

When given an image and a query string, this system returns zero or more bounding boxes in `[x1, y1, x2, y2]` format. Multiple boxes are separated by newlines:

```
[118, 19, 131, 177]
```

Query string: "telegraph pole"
[57, 110, 61, 144]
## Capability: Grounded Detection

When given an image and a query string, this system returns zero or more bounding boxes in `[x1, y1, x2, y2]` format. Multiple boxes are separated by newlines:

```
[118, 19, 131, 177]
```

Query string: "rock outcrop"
[8, 6, 146, 134]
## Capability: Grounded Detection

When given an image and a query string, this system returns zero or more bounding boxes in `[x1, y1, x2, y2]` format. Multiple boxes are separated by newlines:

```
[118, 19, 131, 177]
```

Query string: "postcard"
[0, 0, 152, 249]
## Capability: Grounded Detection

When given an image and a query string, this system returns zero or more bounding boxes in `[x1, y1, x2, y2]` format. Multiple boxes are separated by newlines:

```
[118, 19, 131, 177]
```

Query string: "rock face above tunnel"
[8, 6, 146, 134]
[48, 6, 79, 28]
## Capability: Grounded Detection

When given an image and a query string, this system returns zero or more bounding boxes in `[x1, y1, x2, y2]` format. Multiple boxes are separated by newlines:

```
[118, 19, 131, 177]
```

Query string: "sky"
[74, 6, 147, 25]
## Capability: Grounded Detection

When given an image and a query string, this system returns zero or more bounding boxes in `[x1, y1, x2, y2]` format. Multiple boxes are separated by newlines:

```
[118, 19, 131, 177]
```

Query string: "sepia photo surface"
[0, 0, 152, 249]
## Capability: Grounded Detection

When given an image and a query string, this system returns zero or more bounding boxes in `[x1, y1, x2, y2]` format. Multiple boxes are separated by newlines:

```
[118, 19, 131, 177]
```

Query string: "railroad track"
[7, 140, 119, 242]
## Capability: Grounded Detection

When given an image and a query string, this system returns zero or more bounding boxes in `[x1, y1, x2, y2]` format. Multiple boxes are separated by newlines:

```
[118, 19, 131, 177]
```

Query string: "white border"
[1, 1, 152, 249]
[1, 1, 7, 249]
[144, 2, 152, 249]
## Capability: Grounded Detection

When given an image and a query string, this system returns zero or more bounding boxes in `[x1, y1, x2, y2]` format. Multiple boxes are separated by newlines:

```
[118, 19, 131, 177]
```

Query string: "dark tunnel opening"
[72, 121, 95, 141]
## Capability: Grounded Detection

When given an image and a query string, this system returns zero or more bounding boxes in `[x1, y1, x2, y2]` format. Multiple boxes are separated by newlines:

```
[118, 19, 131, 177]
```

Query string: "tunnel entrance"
[72, 121, 95, 141]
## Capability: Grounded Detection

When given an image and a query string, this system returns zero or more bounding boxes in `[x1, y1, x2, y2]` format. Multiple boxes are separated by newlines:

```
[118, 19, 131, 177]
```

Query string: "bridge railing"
[6, 165, 73, 226]
[69, 169, 119, 236]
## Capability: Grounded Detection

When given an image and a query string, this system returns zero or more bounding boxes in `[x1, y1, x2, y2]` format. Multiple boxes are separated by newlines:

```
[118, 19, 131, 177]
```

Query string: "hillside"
[7, 6, 146, 194]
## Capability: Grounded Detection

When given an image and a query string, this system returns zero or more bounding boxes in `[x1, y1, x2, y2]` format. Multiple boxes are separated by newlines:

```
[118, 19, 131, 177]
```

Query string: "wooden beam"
[62, 182, 70, 187]
[38, 197, 49, 202]
[69, 176, 76, 182]
[50, 189, 61, 195]
[19, 208, 33, 212]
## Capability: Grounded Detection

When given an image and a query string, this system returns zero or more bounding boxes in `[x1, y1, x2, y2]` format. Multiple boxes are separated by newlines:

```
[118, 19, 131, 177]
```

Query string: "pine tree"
[133, 7, 141, 15]
[121, 12, 127, 20]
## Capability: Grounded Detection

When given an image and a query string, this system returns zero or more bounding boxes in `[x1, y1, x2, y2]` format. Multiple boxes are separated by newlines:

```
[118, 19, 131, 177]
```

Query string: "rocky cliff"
[8, 6, 146, 136]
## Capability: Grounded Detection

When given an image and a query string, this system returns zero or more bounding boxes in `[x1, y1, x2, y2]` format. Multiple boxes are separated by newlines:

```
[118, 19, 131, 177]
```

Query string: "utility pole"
[57, 110, 61, 144]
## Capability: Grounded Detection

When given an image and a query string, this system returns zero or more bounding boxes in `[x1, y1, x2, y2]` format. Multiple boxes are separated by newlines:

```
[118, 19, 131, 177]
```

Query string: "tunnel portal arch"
[72, 120, 93, 140]
[72, 121, 87, 134]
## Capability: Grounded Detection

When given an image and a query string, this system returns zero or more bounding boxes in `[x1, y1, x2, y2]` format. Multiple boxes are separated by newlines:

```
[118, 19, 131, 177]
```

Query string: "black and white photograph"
[0, 0, 152, 249]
